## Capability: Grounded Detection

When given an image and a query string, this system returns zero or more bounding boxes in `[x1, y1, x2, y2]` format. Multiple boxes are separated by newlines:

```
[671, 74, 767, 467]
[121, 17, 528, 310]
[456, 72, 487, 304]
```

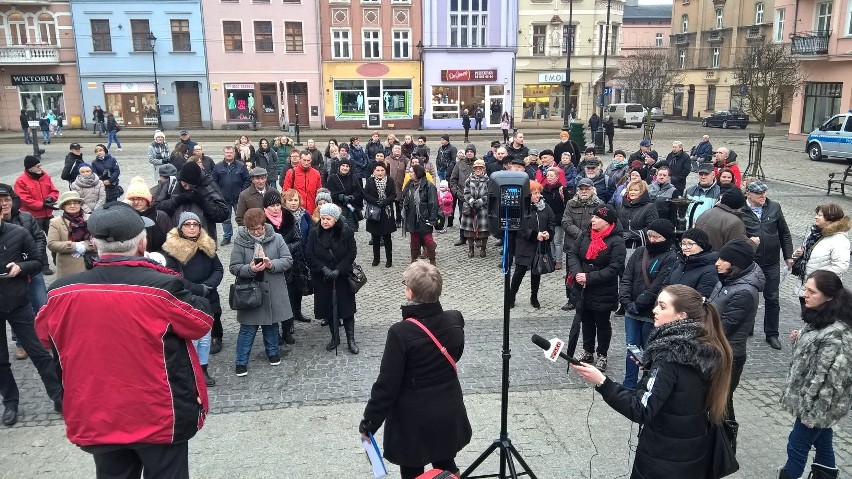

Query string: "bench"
[826, 164, 852, 196]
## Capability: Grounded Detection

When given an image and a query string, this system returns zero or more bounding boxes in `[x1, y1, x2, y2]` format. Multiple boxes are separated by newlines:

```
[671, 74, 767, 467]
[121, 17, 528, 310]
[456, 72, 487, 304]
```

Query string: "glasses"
[680, 241, 697, 248]
[182, 222, 201, 227]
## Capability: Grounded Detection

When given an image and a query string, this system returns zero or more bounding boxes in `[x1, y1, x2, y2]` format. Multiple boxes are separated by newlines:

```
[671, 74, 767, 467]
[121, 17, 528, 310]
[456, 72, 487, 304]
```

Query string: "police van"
[806, 111, 852, 162]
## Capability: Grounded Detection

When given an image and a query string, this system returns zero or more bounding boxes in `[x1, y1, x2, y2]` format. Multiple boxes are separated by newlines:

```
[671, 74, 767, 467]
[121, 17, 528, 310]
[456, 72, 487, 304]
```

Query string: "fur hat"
[681, 228, 712, 251]
[263, 189, 282, 208]
[125, 176, 153, 203]
[178, 162, 202, 186]
[593, 205, 617, 225]
[319, 202, 341, 220]
[718, 239, 754, 270]
[720, 187, 746, 210]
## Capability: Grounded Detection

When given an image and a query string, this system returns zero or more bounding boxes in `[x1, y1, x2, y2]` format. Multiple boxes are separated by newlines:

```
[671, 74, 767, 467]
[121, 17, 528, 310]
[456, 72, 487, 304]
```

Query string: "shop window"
[523, 84, 554, 120]
[171, 19, 191, 52]
[254, 21, 273, 52]
[285, 22, 304, 53]
[431, 86, 460, 119]
[91, 19, 112, 52]
[383, 80, 412, 119]
[131, 19, 152, 51]
[19, 85, 64, 121]
[104, 83, 157, 127]
[223, 21, 243, 52]
[225, 85, 256, 121]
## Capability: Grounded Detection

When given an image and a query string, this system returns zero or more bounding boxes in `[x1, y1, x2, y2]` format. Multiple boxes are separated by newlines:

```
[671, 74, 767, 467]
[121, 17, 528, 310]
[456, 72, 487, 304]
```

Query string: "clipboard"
[361, 432, 388, 478]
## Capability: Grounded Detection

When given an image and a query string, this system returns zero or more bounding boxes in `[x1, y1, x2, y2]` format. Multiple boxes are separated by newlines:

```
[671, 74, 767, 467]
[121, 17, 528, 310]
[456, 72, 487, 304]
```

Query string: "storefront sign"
[11, 74, 65, 86]
[440, 69, 497, 82]
[538, 73, 566, 83]
[225, 83, 255, 90]
[86, 82, 97, 89]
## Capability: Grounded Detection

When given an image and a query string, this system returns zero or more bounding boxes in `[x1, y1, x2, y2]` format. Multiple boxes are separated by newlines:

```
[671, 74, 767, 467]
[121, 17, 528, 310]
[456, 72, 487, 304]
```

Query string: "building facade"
[319, 0, 422, 130]
[421, 0, 515, 130]
[71, 0, 210, 130]
[514, 0, 623, 128]
[621, 1, 671, 57]
[202, 0, 322, 130]
[0, 1, 81, 131]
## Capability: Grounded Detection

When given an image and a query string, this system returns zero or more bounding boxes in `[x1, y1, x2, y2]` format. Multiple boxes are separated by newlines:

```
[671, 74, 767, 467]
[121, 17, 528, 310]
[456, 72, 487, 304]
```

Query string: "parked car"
[806, 111, 852, 162]
[607, 103, 645, 128]
[645, 107, 664, 122]
[701, 110, 749, 129]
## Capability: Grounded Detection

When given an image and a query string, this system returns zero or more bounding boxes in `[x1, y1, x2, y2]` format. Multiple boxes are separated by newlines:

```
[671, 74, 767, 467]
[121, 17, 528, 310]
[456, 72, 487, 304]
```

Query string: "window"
[681, 14, 688, 33]
[597, 24, 615, 54]
[532, 25, 546, 55]
[449, 0, 488, 47]
[285, 22, 303, 52]
[131, 20, 152, 51]
[847, 2, 852, 35]
[678, 49, 686, 69]
[254, 21, 273, 52]
[711, 47, 720, 68]
[170, 20, 191, 52]
[8, 13, 26, 45]
[223, 21, 243, 52]
[707, 85, 716, 110]
[755, 3, 765, 24]
[362, 29, 381, 59]
[774, 9, 785, 42]
[392, 29, 410, 59]
[816, 2, 832, 32]
[715, 9, 723, 29]
[610, 25, 619, 54]
[91, 19, 112, 52]
[332, 28, 351, 59]
[655, 32, 663, 47]
[562, 25, 575, 53]
[37, 13, 57, 45]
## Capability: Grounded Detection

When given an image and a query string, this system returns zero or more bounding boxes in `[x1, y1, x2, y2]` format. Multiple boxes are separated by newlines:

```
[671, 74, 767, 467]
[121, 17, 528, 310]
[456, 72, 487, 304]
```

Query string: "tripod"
[461, 217, 537, 479]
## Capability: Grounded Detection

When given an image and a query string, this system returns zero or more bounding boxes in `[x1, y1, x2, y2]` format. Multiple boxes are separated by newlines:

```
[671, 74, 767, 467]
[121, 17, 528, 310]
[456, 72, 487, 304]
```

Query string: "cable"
[586, 387, 599, 479]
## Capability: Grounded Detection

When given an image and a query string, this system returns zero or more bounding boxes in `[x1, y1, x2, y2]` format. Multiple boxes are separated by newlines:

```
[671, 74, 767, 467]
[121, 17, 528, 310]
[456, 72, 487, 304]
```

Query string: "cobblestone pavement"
[2, 121, 852, 477]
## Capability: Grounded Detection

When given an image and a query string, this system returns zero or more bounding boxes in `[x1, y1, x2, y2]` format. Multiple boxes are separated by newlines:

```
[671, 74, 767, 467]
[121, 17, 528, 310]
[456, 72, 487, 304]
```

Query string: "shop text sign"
[538, 73, 566, 83]
[441, 69, 497, 82]
[11, 74, 65, 85]
[224, 83, 254, 90]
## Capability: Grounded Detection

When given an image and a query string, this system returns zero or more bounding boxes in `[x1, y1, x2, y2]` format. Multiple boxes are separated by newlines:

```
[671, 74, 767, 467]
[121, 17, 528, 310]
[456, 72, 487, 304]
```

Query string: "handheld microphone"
[531, 334, 583, 366]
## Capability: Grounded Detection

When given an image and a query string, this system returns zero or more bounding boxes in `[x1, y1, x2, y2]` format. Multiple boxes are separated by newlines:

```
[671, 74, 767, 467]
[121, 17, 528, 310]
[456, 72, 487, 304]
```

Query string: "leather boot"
[384, 237, 393, 268]
[202, 364, 216, 387]
[282, 319, 295, 345]
[810, 463, 839, 479]
[777, 467, 793, 479]
[410, 244, 421, 263]
[530, 274, 541, 308]
[344, 319, 359, 354]
[425, 242, 437, 265]
[479, 237, 488, 257]
[468, 239, 475, 258]
[326, 321, 340, 351]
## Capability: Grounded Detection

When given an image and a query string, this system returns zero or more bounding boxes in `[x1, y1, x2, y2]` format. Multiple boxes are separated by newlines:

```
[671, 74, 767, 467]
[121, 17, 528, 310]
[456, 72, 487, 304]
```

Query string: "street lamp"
[416, 40, 424, 131]
[148, 32, 163, 131]
[594, 0, 612, 155]
[561, 0, 574, 131]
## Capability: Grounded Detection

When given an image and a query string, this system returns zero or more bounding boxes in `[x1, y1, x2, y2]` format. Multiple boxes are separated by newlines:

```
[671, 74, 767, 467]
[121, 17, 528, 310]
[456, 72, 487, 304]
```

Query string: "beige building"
[514, 0, 624, 127]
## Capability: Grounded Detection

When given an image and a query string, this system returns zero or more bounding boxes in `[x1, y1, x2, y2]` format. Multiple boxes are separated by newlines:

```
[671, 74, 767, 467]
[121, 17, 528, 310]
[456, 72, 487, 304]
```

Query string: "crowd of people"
[1, 126, 851, 479]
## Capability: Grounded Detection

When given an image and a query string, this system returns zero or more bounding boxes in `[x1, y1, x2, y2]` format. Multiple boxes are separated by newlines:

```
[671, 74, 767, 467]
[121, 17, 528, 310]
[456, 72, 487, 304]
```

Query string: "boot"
[210, 337, 223, 354]
[410, 244, 422, 263]
[202, 364, 216, 387]
[372, 239, 381, 266]
[530, 275, 541, 309]
[468, 240, 475, 258]
[344, 319, 359, 354]
[282, 319, 295, 345]
[385, 238, 393, 268]
[777, 467, 794, 479]
[454, 237, 467, 246]
[479, 238, 488, 258]
[509, 269, 523, 308]
[326, 321, 340, 351]
[425, 242, 437, 266]
[809, 463, 839, 479]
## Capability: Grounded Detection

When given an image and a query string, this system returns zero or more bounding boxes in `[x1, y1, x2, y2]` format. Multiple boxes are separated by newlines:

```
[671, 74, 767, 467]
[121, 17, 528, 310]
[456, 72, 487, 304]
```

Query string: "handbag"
[228, 279, 263, 310]
[295, 266, 313, 296]
[347, 262, 368, 293]
[365, 202, 382, 221]
[531, 242, 556, 275]
[83, 251, 99, 270]
[405, 318, 457, 373]
[707, 418, 740, 478]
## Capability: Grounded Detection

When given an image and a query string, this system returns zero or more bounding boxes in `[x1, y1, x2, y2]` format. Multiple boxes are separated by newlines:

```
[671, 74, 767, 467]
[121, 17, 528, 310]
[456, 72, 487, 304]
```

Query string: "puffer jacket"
[566, 224, 626, 311]
[561, 194, 602, 252]
[0, 221, 42, 312]
[619, 244, 678, 321]
[804, 217, 851, 278]
[665, 250, 719, 299]
[613, 191, 659, 248]
[71, 174, 107, 214]
[781, 320, 852, 429]
[709, 262, 765, 359]
[740, 198, 794, 266]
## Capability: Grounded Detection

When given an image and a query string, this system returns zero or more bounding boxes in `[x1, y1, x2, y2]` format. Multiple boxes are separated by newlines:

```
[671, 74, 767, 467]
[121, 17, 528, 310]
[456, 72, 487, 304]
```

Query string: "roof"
[623, 5, 672, 21]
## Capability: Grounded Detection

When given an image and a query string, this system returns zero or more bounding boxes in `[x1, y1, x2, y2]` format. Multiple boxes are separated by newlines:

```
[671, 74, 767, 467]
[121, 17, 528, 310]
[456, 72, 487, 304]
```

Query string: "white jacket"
[797, 217, 851, 295]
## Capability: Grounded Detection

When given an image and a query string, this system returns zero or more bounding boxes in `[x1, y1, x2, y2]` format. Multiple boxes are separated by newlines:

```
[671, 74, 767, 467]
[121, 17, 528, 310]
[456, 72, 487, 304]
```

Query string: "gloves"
[474, 199, 484, 208]
[199, 284, 211, 297]
[337, 194, 346, 202]
[322, 266, 338, 281]
[72, 242, 87, 256]
[43, 198, 56, 209]
[359, 419, 378, 435]
[174, 193, 193, 205]
[626, 302, 640, 317]
[345, 195, 355, 202]
[328, 269, 339, 281]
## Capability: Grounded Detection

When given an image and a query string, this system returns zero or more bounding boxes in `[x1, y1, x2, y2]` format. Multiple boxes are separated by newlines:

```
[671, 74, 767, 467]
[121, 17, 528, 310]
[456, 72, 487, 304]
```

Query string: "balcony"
[0, 45, 59, 65]
[674, 34, 689, 45]
[707, 31, 724, 43]
[790, 31, 830, 56]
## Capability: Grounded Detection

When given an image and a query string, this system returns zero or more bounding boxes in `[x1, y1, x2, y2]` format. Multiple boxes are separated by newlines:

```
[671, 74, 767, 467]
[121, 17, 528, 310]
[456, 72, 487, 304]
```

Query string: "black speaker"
[487, 171, 530, 236]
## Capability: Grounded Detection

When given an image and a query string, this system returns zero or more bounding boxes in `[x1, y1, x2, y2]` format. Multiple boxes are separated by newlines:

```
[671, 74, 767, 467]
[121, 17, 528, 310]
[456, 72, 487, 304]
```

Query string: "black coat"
[304, 221, 357, 320]
[362, 302, 472, 467]
[269, 209, 310, 284]
[554, 140, 581, 166]
[566, 225, 626, 311]
[161, 230, 224, 316]
[665, 250, 719, 299]
[61, 152, 85, 183]
[363, 176, 398, 236]
[514, 203, 557, 268]
[401, 179, 439, 234]
[139, 206, 173, 253]
[542, 183, 567, 220]
[327, 172, 364, 209]
[0, 221, 41, 313]
[663, 150, 691, 192]
[739, 198, 794, 266]
[613, 191, 659, 248]
[618, 244, 679, 320]
[709, 262, 765, 359]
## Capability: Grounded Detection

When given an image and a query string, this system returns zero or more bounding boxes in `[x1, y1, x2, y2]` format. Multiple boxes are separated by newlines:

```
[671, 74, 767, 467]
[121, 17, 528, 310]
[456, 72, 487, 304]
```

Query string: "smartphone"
[627, 344, 644, 364]
[253, 258, 263, 265]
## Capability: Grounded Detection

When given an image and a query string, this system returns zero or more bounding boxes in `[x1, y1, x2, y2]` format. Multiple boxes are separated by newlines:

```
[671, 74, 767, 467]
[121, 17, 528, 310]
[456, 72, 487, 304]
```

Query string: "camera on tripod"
[487, 171, 530, 237]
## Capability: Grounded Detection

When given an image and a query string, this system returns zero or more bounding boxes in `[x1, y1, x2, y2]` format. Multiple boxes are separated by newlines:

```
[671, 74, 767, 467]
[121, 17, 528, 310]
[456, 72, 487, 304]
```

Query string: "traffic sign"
[604, 87, 612, 96]
[595, 95, 604, 107]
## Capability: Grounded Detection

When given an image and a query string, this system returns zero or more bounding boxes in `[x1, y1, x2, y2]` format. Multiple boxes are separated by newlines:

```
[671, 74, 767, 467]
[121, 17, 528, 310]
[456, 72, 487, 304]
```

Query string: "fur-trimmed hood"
[643, 317, 720, 381]
[822, 216, 851, 237]
[161, 228, 217, 265]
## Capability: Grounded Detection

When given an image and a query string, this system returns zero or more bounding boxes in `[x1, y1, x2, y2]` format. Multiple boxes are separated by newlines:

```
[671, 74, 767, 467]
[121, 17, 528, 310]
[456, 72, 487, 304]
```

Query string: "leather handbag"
[364, 203, 382, 221]
[83, 251, 99, 270]
[228, 280, 263, 310]
[347, 262, 368, 293]
[531, 242, 556, 275]
[707, 418, 740, 478]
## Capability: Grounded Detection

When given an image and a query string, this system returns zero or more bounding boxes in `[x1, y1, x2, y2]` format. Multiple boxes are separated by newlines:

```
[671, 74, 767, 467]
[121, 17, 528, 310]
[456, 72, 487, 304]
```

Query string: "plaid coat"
[460, 173, 490, 237]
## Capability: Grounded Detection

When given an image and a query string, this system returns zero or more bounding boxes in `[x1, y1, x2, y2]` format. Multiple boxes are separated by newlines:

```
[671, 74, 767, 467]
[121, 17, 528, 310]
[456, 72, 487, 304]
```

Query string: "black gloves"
[359, 419, 378, 435]
[626, 302, 640, 317]
[175, 192, 195, 205]
[322, 266, 339, 281]
[43, 198, 55, 209]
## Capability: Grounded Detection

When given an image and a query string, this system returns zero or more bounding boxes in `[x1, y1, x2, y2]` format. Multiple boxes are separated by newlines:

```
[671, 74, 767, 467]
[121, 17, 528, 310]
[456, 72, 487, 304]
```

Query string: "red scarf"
[586, 223, 615, 260]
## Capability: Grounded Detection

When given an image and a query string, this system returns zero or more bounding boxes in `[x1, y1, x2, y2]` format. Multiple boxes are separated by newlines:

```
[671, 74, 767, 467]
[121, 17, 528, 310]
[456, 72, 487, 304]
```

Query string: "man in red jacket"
[35, 201, 212, 478]
[13, 155, 58, 274]
[281, 150, 322, 214]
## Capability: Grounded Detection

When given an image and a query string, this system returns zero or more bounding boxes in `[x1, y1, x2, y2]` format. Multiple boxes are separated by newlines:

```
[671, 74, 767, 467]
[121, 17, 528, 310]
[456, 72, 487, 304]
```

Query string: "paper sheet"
[361, 432, 388, 478]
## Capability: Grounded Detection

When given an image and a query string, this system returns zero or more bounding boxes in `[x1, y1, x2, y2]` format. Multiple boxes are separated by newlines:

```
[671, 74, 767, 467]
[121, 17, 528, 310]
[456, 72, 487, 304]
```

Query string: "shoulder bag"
[365, 202, 382, 221]
[707, 417, 740, 478]
[228, 277, 263, 310]
[531, 241, 555, 275]
[348, 262, 368, 293]
[405, 317, 457, 374]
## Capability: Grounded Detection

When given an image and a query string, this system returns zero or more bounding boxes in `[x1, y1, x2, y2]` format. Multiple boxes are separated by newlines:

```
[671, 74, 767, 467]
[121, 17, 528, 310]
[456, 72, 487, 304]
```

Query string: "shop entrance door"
[367, 99, 381, 127]
[176, 82, 202, 127]
[259, 83, 278, 127]
[122, 95, 143, 127]
[487, 85, 505, 126]
[286, 82, 309, 126]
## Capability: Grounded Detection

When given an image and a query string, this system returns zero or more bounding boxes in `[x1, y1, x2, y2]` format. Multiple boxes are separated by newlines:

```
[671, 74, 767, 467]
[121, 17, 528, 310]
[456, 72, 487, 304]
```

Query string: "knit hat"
[178, 211, 201, 228]
[631, 166, 648, 181]
[720, 187, 746, 210]
[319, 202, 341, 221]
[465, 144, 476, 154]
[154, 130, 165, 140]
[539, 149, 554, 158]
[646, 219, 675, 241]
[439, 180, 449, 189]
[24, 155, 40, 170]
[584, 146, 596, 154]
[158, 163, 178, 177]
[78, 162, 92, 170]
[614, 149, 626, 158]
[315, 189, 333, 206]
[263, 189, 281, 208]
[56, 191, 84, 209]
[681, 228, 712, 251]
[178, 162, 202, 186]
[125, 176, 153, 203]
[718, 239, 754, 270]
[593, 205, 617, 225]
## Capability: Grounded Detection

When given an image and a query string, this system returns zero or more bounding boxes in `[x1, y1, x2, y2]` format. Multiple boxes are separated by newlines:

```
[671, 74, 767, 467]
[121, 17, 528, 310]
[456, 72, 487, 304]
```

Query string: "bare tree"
[732, 40, 806, 177]
[615, 49, 685, 137]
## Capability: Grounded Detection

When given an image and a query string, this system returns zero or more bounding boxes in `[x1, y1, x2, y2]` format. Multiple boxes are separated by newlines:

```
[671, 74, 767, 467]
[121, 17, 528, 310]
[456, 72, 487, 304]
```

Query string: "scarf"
[575, 193, 599, 206]
[586, 223, 615, 260]
[292, 208, 307, 234]
[26, 170, 44, 180]
[238, 144, 252, 161]
[75, 173, 100, 189]
[534, 198, 546, 211]
[802, 224, 823, 257]
[409, 179, 423, 227]
[610, 158, 628, 169]
[63, 211, 90, 242]
[265, 206, 283, 228]
[375, 176, 388, 201]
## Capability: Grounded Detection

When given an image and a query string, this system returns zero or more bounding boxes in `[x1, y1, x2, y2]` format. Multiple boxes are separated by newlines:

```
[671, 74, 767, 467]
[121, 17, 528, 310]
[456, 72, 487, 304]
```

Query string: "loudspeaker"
[487, 171, 530, 236]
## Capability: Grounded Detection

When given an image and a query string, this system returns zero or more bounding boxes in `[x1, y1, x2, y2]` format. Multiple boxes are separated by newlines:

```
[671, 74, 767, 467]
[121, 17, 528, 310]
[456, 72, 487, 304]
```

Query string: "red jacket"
[14, 171, 59, 219]
[282, 166, 322, 214]
[35, 258, 213, 447]
[535, 166, 567, 187]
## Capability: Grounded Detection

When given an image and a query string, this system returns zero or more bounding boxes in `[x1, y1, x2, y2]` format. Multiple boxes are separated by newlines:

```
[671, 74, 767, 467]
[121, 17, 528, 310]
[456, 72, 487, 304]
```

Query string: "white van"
[607, 103, 645, 128]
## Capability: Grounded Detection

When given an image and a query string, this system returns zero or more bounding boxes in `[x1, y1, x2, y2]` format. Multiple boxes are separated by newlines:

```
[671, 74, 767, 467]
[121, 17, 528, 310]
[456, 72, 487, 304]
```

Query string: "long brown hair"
[663, 285, 733, 424]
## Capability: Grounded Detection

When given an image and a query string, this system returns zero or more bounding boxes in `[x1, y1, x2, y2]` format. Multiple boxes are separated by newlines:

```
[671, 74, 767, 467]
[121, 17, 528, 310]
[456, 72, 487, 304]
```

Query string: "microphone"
[531, 334, 582, 366]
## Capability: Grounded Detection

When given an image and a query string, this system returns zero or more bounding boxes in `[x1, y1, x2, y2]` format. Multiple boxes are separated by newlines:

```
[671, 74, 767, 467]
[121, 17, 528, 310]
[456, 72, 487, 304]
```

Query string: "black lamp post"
[416, 40, 424, 131]
[148, 32, 163, 131]
[561, 0, 574, 131]
[594, 0, 612, 155]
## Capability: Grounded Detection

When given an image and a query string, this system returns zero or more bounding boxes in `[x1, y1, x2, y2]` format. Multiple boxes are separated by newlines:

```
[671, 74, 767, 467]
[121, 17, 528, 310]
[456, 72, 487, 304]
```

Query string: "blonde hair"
[403, 261, 443, 303]
[626, 179, 648, 195]
[282, 189, 301, 206]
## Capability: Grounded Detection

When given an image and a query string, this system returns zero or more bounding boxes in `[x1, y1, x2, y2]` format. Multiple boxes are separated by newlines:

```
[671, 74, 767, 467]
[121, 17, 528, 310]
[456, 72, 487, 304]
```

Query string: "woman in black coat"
[509, 180, 557, 309]
[613, 180, 659, 249]
[327, 158, 364, 232]
[665, 228, 720, 299]
[363, 162, 397, 267]
[360, 262, 472, 479]
[401, 164, 439, 265]
[572, 284, 733, 479]
[305, 203, 359, 353]
[566, 205, 626, 372]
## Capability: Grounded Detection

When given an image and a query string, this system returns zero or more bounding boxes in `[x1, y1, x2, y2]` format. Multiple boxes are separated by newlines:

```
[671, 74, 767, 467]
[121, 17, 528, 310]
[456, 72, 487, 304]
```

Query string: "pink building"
[202, 0, 323, 129]
[621, 1, 672, 55]
[777, 0, 852, 136]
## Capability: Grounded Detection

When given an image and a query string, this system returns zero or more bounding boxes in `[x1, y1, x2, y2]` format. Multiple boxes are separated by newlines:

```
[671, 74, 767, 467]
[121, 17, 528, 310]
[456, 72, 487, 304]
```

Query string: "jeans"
[580, 308, 613, 356]
[29, 272, 47, 313]
[0, 305, 63, 406]
[760, 263, 781, 338]
[23, 128, 31, 144]
[106, 130, 121, 150]
[234, 324, 279, 366]
[622, 315, 654, 389]
[437, 169, 446, 182]
[784, 418, 835, 478]
[221, 203, 238, 240]
[41, 130, 50, 143]
[192, 330, 211, 366]
[551, 226, 564, 263]
[727, 355, 746, 422]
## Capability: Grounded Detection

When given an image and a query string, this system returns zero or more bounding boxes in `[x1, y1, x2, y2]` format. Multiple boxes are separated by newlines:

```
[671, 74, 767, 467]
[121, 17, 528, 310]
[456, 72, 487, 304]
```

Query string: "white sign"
[538, 72, 566, 83]
[225, 83, 255, 90]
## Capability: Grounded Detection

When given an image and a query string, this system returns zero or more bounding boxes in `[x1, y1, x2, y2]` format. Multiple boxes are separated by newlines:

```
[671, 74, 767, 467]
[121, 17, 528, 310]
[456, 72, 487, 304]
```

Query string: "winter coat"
[350, 145, 370, 179]
[554, 140, 581, 167]
[709, 262, 765, 359]
[0, 222, 41, 312]
[91, 154, 122, 202]
[781, 320, 852, 429]
[138, 206, 172, 253]
[604, 161, 630, 186]
[514, 203, 556, 268]
[39, 117, 49, 132]
[366, 139, 384, 161]
[212, 159, 251, 205]
[804, 217, 851, 278]
[436, 144, 458, 173]
[505, 143, 529, 164]
[542, 182, 567, 220]
[588, 114, 601, 132]
[619, 244, 679, 322]
[255, 147, 279, 188]
[14, 171, 59, 220]
[148, 141, 170, 167]
[7, 194, 48, 268]
[449, 157, 475, 198]
[305, 221, 357, 320]
[684, 183, 721, 224]
[402, 179, 439, 234]
[438, 189, 454, 216]
[665, 250, 720, 299]
[662, 150, 691, 192]
[328, 172, 364, 230]
[281, 166, 323, 214]
[47, 214, 95, 279]
[561, 195, 602, 251]
[162, 229, 223, 315]
[613, 191, 659, 248]
[61, 152, 85, 183]
[460, 174, 490, 236]
[740, 198, 794, 266]
[597, 318, 719, 478]
[269, 208, 310, 284]
[692, 141, 713, 161]
[387, 154, 408, 198]
[106, 116, 119, 132]
[229, 224, 293, 325]
[364, 176, 398, 236]
[235, 186, 266, 226]
[71, 174, 106, 214]
[401, 141, 416, 159]
[461, 113, 472, 129]
[648, 181, 679, 223]
[151, 177, 178, 206]
[566, 224, 626, 311]
[156, 175, 229, 240]
[694, 204, 749, 252]
[584, 171, 615, 204]
[362, 302, 472, 467]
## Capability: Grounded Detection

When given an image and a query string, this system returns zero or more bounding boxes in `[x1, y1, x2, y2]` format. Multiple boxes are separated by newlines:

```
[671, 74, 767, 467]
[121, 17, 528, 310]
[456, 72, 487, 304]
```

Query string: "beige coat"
[47, 214, 95, 279]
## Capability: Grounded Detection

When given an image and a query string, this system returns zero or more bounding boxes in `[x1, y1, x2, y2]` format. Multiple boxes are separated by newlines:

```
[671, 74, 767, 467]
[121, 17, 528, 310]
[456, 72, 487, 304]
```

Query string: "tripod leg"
[508, 445, 538, 479]
[504, 451, 519, 479]
[460, 441, 500, 478]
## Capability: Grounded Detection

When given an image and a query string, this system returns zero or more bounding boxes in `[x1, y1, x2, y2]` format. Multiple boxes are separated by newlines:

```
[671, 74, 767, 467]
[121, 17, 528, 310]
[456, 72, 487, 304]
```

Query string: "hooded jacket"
[619, 243, 679, 321]
[694, 203, 749, 252]
[162, 228, 223, 315]
[665, 250, 720, 299]
[804, 216, 851, 278]
[739, 198, 794, 266]
[71, 174, 107, 214]
[709, 262, 766, 358]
